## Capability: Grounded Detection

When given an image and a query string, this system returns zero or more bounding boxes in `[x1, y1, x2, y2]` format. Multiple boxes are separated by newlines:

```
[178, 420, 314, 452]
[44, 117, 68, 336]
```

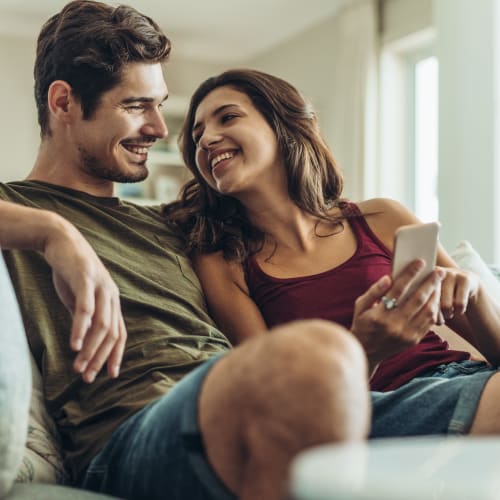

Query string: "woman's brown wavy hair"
[164, 68, 345, 261]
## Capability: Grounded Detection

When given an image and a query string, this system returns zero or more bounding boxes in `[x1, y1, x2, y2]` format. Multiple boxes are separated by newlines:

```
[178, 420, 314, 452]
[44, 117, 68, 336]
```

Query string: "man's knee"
[202, 320, 368, 428]
[260, 319, 370, 437]
[198, 319, 370, 494]
[202, 318, 370, 442]
[269, 319, 367, 376]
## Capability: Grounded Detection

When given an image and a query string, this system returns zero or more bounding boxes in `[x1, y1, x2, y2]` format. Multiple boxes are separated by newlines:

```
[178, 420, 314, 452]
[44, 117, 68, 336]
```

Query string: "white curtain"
[324, 0, 379, 202]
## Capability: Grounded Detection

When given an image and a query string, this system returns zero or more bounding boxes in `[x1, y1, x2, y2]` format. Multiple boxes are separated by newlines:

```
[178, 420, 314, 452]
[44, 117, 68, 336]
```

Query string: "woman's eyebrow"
[192, 104, 239, 134]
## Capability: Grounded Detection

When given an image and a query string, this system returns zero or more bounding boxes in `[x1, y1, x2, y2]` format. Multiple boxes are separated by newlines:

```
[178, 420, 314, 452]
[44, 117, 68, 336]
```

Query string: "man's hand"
[42, 216, 127, 383]
[0, 201, 126, 383]
[351, 260, 444, 375]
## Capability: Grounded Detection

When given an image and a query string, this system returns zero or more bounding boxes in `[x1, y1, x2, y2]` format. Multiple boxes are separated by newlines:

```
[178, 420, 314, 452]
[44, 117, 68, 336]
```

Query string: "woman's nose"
[198, 127, 222, 149]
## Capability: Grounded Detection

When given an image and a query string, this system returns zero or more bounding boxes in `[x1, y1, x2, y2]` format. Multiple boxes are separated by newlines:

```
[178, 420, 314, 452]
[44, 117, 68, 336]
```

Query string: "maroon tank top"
[244, 202, 469, 391]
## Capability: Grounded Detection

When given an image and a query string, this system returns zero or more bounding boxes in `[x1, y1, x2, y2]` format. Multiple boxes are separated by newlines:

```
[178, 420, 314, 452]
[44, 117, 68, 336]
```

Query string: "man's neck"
[28, 145, 115, 198]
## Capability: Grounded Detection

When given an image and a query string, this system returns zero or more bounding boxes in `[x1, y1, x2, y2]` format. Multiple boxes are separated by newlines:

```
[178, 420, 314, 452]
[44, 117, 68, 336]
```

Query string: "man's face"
[72, 62, 169, 184]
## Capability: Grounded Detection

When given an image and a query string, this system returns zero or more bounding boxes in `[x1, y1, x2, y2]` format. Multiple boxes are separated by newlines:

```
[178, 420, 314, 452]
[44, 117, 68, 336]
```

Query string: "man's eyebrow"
[192, 103, 238, 134]
[121, 94, 169, 105]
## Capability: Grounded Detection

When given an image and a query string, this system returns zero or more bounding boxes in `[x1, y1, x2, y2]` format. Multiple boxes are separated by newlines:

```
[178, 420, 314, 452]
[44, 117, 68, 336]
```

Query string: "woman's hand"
[438, 266, 480, 320]
[350, 260, 444, 375]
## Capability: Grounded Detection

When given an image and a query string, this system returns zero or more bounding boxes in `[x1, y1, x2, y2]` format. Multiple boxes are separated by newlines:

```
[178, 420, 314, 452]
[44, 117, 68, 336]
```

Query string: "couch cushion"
[0, 254, 31, 497]
[450, 240, 500, 299]
[5, 483, 121, 499]
[15, 353, 68, 484]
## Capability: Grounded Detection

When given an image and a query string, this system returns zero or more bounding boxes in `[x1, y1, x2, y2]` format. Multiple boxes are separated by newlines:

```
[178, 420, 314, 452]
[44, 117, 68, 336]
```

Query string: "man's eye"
[126, 105, 144, 112]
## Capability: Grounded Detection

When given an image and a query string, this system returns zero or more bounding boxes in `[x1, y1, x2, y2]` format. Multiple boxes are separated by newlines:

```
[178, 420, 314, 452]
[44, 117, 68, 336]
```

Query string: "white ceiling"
[0, 0, 351, 62]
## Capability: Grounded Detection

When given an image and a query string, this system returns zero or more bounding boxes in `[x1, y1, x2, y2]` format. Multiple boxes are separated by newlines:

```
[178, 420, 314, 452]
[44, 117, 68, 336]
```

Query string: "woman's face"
[191, 85, 283, 196]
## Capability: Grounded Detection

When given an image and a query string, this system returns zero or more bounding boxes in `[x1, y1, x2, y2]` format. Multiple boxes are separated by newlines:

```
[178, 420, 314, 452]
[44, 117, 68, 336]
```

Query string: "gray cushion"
[0, 254, 31, 497]
[5, 483, 120, 499]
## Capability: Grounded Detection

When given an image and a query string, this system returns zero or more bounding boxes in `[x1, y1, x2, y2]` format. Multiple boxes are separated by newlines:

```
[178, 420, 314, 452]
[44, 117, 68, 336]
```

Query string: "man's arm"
[0, 200, 127, 383]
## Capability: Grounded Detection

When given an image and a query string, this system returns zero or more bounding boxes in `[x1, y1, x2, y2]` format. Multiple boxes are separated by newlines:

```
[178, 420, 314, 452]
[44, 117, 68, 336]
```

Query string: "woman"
[165, 69, 500, 410]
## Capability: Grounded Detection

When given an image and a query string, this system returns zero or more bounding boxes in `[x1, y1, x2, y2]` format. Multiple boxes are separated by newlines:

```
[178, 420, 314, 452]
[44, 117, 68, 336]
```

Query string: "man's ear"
[47, 80, 80, 125]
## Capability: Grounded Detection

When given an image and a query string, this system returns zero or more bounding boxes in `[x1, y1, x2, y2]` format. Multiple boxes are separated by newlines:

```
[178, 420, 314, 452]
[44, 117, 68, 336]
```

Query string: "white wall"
[162, 54, 228, 110]
[380, 0, 499, 263]
[435, 0, 500, 264]
[0, 34, 39, 180]
[246, 15, 338, 137]
[382, 0, 433, 45]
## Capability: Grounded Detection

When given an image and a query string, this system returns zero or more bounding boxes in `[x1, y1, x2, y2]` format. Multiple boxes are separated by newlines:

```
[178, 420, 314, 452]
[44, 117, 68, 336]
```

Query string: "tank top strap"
[339, 200, 391, 257]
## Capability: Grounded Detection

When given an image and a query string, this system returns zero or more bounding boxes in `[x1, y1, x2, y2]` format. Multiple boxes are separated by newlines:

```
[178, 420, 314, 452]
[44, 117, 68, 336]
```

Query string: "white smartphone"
[392, 222, 440, 302]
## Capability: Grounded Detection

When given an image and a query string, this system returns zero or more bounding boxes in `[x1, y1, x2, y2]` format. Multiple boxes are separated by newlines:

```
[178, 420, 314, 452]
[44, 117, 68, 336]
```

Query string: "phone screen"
[392, 222, 440, 301]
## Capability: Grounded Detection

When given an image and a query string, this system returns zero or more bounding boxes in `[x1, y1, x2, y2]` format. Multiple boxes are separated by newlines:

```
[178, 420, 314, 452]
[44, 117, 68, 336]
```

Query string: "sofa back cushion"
[15, 352, 68, 484]
[0, 253, 31, 496]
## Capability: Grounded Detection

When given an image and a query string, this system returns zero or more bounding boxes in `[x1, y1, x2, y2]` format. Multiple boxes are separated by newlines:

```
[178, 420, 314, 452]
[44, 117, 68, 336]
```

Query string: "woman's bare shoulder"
[354, 198, 421, 249]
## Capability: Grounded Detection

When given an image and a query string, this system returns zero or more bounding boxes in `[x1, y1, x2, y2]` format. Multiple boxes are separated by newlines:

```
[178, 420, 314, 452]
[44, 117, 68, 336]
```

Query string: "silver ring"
[381, 295, 398, 311]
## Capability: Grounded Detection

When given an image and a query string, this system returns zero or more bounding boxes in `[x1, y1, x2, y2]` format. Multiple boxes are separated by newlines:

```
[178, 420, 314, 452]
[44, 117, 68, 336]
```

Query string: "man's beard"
[79, 146, 149, 184]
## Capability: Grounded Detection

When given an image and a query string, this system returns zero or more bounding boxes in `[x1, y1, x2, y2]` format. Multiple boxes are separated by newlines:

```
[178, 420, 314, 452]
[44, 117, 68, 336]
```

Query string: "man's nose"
[142, 108, 168, 139]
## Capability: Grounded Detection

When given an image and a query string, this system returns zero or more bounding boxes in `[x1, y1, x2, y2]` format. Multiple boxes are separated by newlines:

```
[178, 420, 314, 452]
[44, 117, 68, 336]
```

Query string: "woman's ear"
[47, 80, 79, 126]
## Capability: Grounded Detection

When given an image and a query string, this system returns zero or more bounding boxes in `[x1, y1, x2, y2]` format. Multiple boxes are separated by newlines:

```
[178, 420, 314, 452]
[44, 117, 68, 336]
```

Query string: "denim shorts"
[370, 360, 498, 438]
[80, 353, 236, 500]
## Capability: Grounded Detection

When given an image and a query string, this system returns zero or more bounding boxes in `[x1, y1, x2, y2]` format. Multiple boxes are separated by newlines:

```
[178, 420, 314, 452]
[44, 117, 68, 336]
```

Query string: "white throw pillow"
[0, 255, 31, 497]
[450, 240, 500, 300]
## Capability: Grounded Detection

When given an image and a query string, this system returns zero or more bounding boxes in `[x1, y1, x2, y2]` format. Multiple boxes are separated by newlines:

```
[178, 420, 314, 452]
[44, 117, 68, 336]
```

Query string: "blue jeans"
[371, 360, 497, 438]
[82, 358, 496, 499]
[81, 353, 235, 500]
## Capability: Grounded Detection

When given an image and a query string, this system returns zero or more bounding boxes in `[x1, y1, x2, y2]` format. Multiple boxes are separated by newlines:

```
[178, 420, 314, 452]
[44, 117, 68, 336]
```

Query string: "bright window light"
[414, 56, 439, 222]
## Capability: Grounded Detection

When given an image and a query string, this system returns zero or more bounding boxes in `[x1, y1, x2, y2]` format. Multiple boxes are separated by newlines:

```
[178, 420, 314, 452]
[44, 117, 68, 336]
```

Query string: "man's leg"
[199, 319, 370, 500]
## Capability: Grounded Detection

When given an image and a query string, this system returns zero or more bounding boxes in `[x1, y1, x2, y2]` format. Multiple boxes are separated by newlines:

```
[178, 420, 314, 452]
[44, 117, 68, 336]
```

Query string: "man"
[0, 1, 446, 499]
[0, 200, 124, 354]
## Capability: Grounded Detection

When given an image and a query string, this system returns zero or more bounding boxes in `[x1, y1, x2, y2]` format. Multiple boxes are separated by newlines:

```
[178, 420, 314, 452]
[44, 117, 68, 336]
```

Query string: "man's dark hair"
[34, 0, 171, 137]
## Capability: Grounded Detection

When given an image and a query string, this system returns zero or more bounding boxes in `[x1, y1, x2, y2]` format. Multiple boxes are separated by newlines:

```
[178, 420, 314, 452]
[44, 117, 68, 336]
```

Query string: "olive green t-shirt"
[0, 181, 231, 480]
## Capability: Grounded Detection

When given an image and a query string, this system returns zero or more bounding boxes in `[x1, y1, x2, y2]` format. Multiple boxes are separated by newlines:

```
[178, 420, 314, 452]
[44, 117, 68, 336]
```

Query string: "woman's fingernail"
[378, 275, 390, 288]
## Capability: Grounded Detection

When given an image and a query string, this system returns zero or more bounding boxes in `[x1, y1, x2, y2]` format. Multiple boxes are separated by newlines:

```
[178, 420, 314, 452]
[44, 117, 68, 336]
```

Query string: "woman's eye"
[221, 114, 237, 123]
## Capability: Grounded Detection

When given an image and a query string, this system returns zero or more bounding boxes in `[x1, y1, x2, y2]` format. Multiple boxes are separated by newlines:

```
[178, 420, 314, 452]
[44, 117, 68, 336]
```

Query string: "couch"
[1, 241, 499, 499]
[0, 253, 118, 499]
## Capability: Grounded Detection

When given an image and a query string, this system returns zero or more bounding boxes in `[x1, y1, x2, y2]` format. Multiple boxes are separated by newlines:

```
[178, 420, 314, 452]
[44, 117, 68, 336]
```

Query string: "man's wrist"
[40, 211, 76, 259]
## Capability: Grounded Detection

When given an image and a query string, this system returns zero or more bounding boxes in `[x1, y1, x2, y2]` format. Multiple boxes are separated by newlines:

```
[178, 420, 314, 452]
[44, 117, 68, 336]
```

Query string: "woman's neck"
[245, 196, 322, 253]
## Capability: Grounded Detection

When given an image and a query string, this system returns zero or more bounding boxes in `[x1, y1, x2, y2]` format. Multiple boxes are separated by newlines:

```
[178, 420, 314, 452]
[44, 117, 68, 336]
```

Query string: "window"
[413, 55, 439, 222]
[378, 35, 439, 223]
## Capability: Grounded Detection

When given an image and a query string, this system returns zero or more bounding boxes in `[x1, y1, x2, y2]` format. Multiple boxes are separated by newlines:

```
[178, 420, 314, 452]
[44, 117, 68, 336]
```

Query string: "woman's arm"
[192, 251, 268, 345]
[361, 197, 500, 364]
[436, 247, 500, 365]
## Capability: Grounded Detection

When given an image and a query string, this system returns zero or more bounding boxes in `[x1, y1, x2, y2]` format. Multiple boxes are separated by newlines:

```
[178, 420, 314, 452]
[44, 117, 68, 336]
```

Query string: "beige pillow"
[15, 354, 68, 485]
[450, 240, 500, 300]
